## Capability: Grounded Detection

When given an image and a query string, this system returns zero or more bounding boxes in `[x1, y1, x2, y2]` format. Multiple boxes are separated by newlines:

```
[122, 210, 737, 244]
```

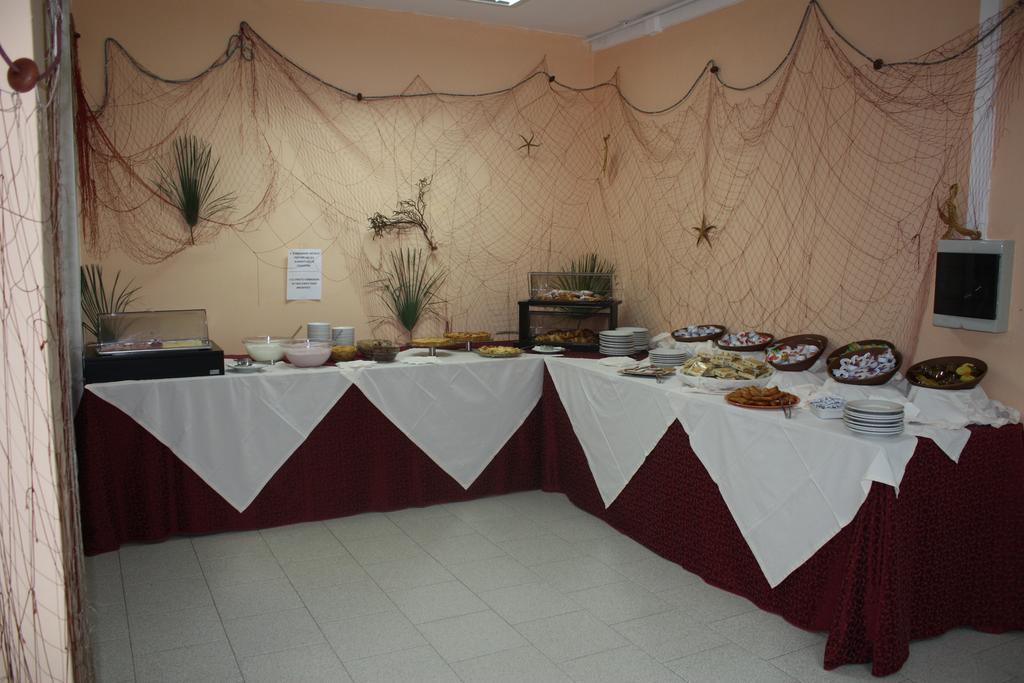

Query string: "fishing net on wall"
[75, 1, 1024, 350]
[1, 0, 85, 679]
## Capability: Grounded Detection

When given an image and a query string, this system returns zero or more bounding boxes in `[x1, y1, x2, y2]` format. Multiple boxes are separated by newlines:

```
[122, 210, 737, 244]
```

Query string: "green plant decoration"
[373, 248, 447, 337]
[80, 264, 141, 340]
[155, 135, 236, 245]
[555, 253, 615, 298]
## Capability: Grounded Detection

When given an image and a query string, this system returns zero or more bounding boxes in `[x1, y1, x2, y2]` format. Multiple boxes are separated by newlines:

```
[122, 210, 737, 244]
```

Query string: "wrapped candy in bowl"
[242, 336, 289, 363]
[765, 334, 828, 372]
[827, 346, 902, 386]
[281, 339, 333, 367]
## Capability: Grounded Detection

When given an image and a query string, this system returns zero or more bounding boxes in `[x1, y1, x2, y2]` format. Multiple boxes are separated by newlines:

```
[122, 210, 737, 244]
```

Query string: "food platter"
[226, 359, 265, 374]
[617, 365, 676, 380]
[725, 386, 799, 411]
[474, 346, 522, 358]
[530, 345, 565, 354]
[906, 356, 987, 391]
[679, 351, 774, 391]
[444, 331, 492, 343]
[410, 337, 460, 357]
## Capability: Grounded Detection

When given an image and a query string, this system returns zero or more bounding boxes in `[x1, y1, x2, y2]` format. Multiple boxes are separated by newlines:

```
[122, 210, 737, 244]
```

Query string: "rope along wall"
[75, 2, 1024, 352]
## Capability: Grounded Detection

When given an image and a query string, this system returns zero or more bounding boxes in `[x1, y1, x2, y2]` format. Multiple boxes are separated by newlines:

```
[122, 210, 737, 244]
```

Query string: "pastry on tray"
[534, 328, 598, 345]
[726, 386, 799, 407]
[475, 345, 522, 357]
[681, 351, 772, 380]
[410, 336, 452, 347]
[444, 331, 492, 343]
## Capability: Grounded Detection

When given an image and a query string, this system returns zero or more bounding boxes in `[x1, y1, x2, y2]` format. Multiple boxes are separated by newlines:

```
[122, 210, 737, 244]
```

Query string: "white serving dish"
[678, 369, 774, 393]
[242, 336, 288, 363]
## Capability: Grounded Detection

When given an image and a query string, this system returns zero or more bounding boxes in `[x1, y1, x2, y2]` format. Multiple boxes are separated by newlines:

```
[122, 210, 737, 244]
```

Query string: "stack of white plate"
[599, 329, 636, 356]
[332, 326, 355, 346]
[617, 326, 650, 352]
[843, 399, 905, 437]
[307, 322, 332, 342]
[648, 347, 690, 368]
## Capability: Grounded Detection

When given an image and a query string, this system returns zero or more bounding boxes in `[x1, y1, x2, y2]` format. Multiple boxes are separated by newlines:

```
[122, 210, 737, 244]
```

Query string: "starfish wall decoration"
[690, 214, 719, 248]
[517, 132, 541, 157]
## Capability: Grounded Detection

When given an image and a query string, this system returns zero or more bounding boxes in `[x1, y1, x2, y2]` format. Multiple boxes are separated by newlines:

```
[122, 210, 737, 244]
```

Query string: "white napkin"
[336, 360, 377, 369]
[401, 356, 442, 365]
[908, 385, 1020, 430]
[598, 356, 638, 368]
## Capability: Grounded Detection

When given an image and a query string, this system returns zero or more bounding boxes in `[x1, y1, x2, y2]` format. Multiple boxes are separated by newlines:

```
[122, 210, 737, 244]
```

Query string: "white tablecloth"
[546, 358, 929, 587]
[86, 363, 353, 512]
[341, 351, 545, 488]
[668, 390, 916, 587]
[545, 358, 677, 507]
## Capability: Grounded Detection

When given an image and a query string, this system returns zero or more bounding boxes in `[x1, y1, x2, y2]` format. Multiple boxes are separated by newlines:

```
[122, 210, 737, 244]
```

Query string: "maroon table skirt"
[76, 388, 544, 555]
[537, 373, 1024, 676]
[76, 372, 1024, 676]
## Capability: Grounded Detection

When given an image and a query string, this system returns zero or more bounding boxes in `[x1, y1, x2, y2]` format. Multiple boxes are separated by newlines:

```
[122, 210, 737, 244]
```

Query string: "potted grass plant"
[555, 253, 615, 299]
[372, 248, 447, 341]
[80, 264, 141, 342]
[155, 134, 235, 245]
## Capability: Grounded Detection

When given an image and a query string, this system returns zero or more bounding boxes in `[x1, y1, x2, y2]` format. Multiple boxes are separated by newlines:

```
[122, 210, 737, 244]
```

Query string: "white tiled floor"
[84, 490, 1024, 682]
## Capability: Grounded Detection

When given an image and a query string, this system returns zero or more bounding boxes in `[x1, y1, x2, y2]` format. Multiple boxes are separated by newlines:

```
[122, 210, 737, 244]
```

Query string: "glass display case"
[528, 271, 614, 303]
[96, 309, 211, 355]
[85, 309, 223, 383]
[517, 301, 620, 350]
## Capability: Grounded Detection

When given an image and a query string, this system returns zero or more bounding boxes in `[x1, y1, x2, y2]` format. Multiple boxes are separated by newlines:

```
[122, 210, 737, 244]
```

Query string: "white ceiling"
[309, 0, 736, 42]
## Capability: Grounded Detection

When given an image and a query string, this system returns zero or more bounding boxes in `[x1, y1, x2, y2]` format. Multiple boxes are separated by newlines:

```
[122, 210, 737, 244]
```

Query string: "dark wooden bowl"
[672, 325, 726, 343]
[826, 339, 896, 366]
[716, 332, 774, 353]
[906, 356, 987, 391]
[827, 348, 903, 386]
[766, 334, 829, 372]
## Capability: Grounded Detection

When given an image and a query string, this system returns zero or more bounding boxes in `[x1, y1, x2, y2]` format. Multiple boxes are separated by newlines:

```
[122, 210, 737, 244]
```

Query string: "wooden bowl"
[766, 334, 828, 372]
[370, 345, 399, 363]
[716, 331, 774, 353]
[827, 347, 903, 386]
[671, 325, 726, 343]
[906, 356, 987, 391]
[826, 339, 895, 366]
[356, 338, 391, 356]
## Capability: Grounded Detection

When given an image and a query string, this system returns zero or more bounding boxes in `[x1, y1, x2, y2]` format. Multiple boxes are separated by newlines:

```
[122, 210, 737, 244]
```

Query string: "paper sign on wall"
[287, 249, 322, 300]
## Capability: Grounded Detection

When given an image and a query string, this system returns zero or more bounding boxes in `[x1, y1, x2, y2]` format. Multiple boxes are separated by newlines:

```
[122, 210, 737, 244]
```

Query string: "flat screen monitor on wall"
[933, 239, 1014, 333]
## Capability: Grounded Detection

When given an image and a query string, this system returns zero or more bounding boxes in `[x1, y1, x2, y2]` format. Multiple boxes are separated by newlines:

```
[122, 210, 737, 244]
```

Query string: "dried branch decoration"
[368, 177, 438, 251]
[155, 135, 236, 245]
[937, 183, 981, 240]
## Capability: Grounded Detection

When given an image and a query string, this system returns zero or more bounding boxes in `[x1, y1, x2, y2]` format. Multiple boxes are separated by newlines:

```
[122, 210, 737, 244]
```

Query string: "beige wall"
[73, 0, 595, 348]
[595, 0, 1023, 409]
[74, 0, 1022, 408]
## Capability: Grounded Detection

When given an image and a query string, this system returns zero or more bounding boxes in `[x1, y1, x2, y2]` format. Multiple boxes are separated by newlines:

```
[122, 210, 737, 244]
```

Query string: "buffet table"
[75, 352, 1024, 676]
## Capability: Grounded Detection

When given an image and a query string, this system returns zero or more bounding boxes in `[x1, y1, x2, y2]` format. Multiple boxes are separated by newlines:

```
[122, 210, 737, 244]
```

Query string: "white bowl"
[281, 339, 333, 367]
[678, 369, 774, 393]
[242, 336, 288, 363]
